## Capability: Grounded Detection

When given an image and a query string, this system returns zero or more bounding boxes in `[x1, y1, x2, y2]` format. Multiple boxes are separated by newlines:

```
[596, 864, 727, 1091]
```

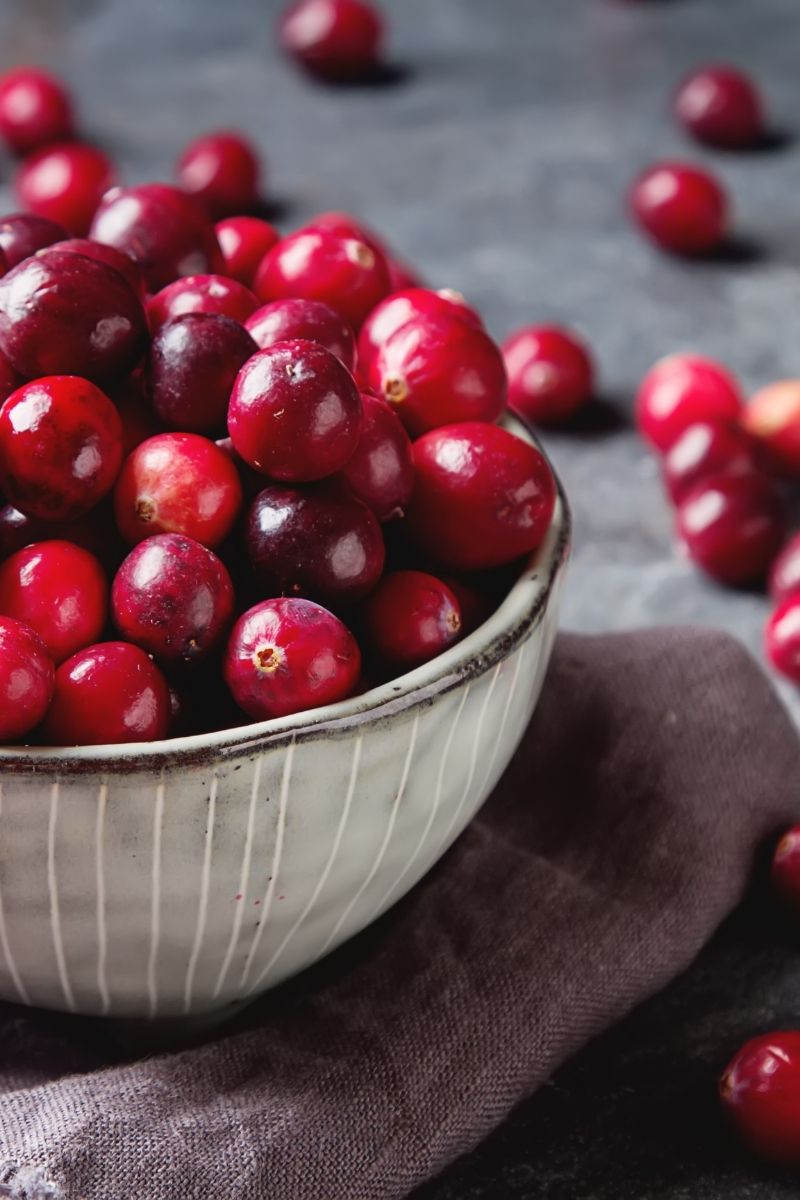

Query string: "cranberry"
[769, 535, 800, 603]
[245, 298, 356, 372]
[255, 226, 390, 329]
[177, 131, 261, 219]
[357, 286, 483, 380]
[111, 371, 165, 455]
[0, 500, 122, 565]
[741, 381, 800, 475]
[112, 533, 234, 664]
[215, 216, 279, 287]
[0, 248, 148, 384]
[362, 570, 462, 669]
[114, 432, 243, 548]
[0, 376, 123, 521]
[228, 339, 362, 482]
[629, 162, 728, 255]
[0, 540, 107, 664]
[765, 597, 800, 683]
[306, 210, 387, 256]
[0, 212, 67, 268]
[0, 349, 23, 405]
[279, 0, 384, 79]
[0, 616, 54, 742]
[387, 256, 423, 292]
[440, 574, 493, 636]
[502, 325, 594, 426]
[676, 474, 785, 585]
[15, 142, 115, 236]
[148, 313, 256, 435]
[340, 392, 414, 520]
[663, 421, 757, 504]
[675, 65, 764, 149]
[636, 354, 743, 452]
[0, 68, 74, 156]
[214, 436, 266, 501]
[720, 1032, 800, 1168]
[52, 236, 145, 299]
[40, 641, 170, 746]
[89, 183, 223, 292]
[224, 596, 360, 719]
[246, 481, 384, 606]
[772, 825, 800, 916]
[147, 273, 259, 333]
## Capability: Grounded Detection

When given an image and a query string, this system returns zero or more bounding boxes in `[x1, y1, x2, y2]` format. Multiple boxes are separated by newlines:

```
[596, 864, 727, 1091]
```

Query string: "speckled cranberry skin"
[340, 393, 414, 521]
[147, 273, 259, 333]
[629, 162, 728, 256]
[148, 313, 256, 435]
[279, 0, 384, 79]
[502, 325, 594, 426]
[15, 142, 115, 236]
[245, 298, 356, 372]
[636, 354, 743, 452]
[358, 286, 483, 381]
[663, 420, 757, 504]
[0, 615, 54, 742]
[769, 534, 800, 603]
[177, 131, 261, 219]
[52, 236, 145, 299]
[675, 65, 764, 149]
[771, 825, 800, 916]
[0, 212, 67, 268]
[362, 570, 462, 669]
[215, 216, 280, 287]
[0, 67, 74, 156]
[741, 380, 800, 475]
[676, 473, 785, 585]
[720, 1033, 800, 1168]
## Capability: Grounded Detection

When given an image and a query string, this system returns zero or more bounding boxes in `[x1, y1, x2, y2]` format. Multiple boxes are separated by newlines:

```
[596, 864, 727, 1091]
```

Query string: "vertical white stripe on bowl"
[0, 785, 29, 1006]
[95, 780, 110, 1015]
[183, 770, 218, 1014]
[475, 638, 527, 802]
[146, 772, 166, 1019]
[213, 752, 263, 999]
[437, 661, 503, 853]
[47, 781, 75, 1013]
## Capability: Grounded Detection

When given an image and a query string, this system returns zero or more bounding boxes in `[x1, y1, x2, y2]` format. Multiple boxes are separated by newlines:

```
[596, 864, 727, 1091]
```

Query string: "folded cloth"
[0, 628, 797, 1200]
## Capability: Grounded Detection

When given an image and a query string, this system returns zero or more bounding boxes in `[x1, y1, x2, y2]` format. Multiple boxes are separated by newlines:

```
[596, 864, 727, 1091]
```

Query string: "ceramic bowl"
[0, 415, 570, 1020]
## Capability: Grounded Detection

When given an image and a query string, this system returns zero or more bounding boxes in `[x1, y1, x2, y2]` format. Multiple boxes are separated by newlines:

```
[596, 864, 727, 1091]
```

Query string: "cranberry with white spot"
[0, 616, 54, 742]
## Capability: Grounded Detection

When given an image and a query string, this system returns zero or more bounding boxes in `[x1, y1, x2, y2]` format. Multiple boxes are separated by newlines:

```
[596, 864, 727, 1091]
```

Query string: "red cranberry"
[772, 825, 800, 916]
[112, 533, 234, 663]
[214, 436, 266, 501]
[89, 183, 223, 292]
[246, 481, 385, 606]
[0, 349, 23, 405]
[15, 142, 115, 236]
[147, 273, 259, 333]
[340, 392, 414, 520]
[245, 298, 356, 372]
[676, 473, 785, 585]
[629, 162, 728, 255]
[279, 0, 384, 79]
[440, 574, 493, 636]
[636, 354, 743, 452]
[502, 325, 594, 426]
[0, 376, 123, 521]
[215, 216, 279, 287]
[228, 339, 362, 482]
[114, 432, 243, 548]
[224, 596, 360, 719]
[0, 616, 54, 742]
[769, 534, 800, 603]
[255, 227, 390, 329]
[0, 212, 67, 268]
[357, 286, 483, 381]
[720, 1032, 800, 1168]
[741, 381, 800, 475]
[765, 598, 800, 683]
[40, 641, 170, 746]
[0, 539, 107, 664]
[0, 248, 148, 384]
[387, 256, 423, 292]
[52, 236, 145, 299]
[306, 210, 388, 257]
[663, 421, 757, 504]
[407, 423, 556, 571]
[148, 313, 256, 435]
[362, 570, 462, 669]
[0, 68, 73, 156]
[675, 65, 764, 149]
[111, 371, 165, 455]
[177, 131, 261, 219]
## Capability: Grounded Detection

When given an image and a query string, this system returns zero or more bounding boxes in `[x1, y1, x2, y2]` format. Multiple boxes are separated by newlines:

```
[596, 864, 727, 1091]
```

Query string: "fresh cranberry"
[0, 248, 148, 384]
[636, 354, 743, 452]
[0, 616, 54, 742]
[720, 1032, 800, 1168]
[177, 131, 261, 218]
[148, 313, 256, 435]
[52, 236, 145, 299]
[40, 641, 170, 746]
[147, 272, 259, 333]
[741, 381, 800, 475]
[245, 298, 356, 372]
[255, 226, 390, 329]
[771, 825, 800, 916]
[0, 500, 122, 565]
[0, 376, 123, 521]
[340, 392, 414, 520]
[357, 286, 483, 380]
[502, 325, 594, 426]
[0, 212, 67, 268]
[228, 339, 362, 481]
[765, 597, 800, 683]
[114, 432, 243, 548]
[676, 473, 785, 585]
[15, 142, 115, 236]
[224, 596, 360, 719]
[89, 183, 223, 292]
[440, 574, 493, 636]
[306, 210, 388, 256]
[215, 216, 279, 287]
[0, 540, 107, 664]
[0, 67, 74, 156]
[675, 65, 764, 149]
[0, 349, 22, 405]
[111, 371, 165, 455]
[279, 0, 384, 79]
[214, 436, 266, 501]
[387, 256, 423, 292]
[663, 421, 757, 504]
[769, 535, 800, 603]
[629, 162, 728, 255]
[362, 570, 462, 669]
[246, 481, 384, 606]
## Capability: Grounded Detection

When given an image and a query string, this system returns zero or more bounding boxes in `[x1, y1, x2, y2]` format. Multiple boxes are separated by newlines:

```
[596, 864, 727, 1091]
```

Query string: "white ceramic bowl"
[0, 415, 570, 1019]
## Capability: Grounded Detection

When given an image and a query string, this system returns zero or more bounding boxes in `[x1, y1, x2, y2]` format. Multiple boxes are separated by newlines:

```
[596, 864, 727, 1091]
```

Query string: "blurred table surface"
[1, 0, 799, 1196]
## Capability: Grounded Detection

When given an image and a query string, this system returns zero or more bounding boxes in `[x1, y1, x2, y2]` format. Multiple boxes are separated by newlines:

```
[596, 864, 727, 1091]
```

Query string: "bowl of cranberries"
[0, 205, 569, 1020]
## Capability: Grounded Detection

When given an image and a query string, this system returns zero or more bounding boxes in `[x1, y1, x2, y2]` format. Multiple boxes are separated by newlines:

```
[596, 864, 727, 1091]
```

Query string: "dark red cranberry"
[769, 534, 800, 603]
[0, 349, 22, 405]
[148, 313, 256, 435]
[720, 1033, 800, 1168]
[663, 421, 757, 504]
[40, 641, 170, 746]
[629, 162, 728, 256]
[765, 597, 800, 683]
[245, 298, 356, 372]
[111, 370, 165, 455]
[340, 393, 413, 520]
[114, 432, 243, 548]
[214, 436, 266, 501]
[255, 227, 390, 329]
[279, 0, 384, 79]
[741, 381, 800, 475]
[0, 616, 54, 742]
[440, 574, 493, 636]
[357, 286, 483, 381]
[89, 183, 223, 292]
[0, 500, 123, 564]
[147, 273, 259, 333]
[636, 354, 743, 452]
[246, 481, 385, 606]
[228, 339, 362, 482]
[0, 212, 67, 268]
[503, 325, 594, 426]
[0, 248, 148, 384]
[112, 533, 234, 663]
[676, 473, 785, 585]
[386, 256, 423, 292]
[0, 376, 123, 521]
[675, 65, 764, 149]
[772, 825, 800, 916]
[215, 216, 280, 287]
[407, 423, 556, 570]
[52, 237, 145, 299]
[362, 570, 462, 669]
[224, 596, 360, 719]
[15, 142, 115, 236]
[177, 131, 261, 218]
[0, 539, 107, 664]
[0, 68, 74, 156]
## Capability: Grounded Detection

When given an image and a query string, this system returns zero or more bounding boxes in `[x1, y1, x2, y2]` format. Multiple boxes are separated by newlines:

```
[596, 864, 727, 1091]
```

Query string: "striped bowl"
[0, 416, 570, 1020]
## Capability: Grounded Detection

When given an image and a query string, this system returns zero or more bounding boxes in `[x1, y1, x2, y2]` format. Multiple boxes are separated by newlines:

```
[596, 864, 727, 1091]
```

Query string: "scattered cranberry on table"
[177, 131, 262, 218]
[215, 216, 280, 287]
[340, 392, 414, 521]
[676, 473, 785, 586]
[636, 354, 743, 452]
[502, 325, 595, 426]
[0, 212, 68, 269]
[0, 67, 74, 155]
[765, 597, 800, 683]
[663, 420, 757, 504]
[675, 65, 765, 149]
[771, 824, 800, 917]
[720, 1032, 800, 1168]
[147, 272, 259, 332]
[0, 616, 54, 742]
[278, 0, 385, 81]
[769, 534, 800, 603]
[362, 570, 462, 670]
[246, 297, 356, 372]
[741, 380, 800, 475]
[15, 142, 115, 236]
[628, 162, 728, 256]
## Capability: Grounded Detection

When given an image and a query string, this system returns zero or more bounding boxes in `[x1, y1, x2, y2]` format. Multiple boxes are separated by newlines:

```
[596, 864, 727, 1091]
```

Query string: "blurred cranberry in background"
[0, 67, 74, 155]
[15, 142, 115, 236]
